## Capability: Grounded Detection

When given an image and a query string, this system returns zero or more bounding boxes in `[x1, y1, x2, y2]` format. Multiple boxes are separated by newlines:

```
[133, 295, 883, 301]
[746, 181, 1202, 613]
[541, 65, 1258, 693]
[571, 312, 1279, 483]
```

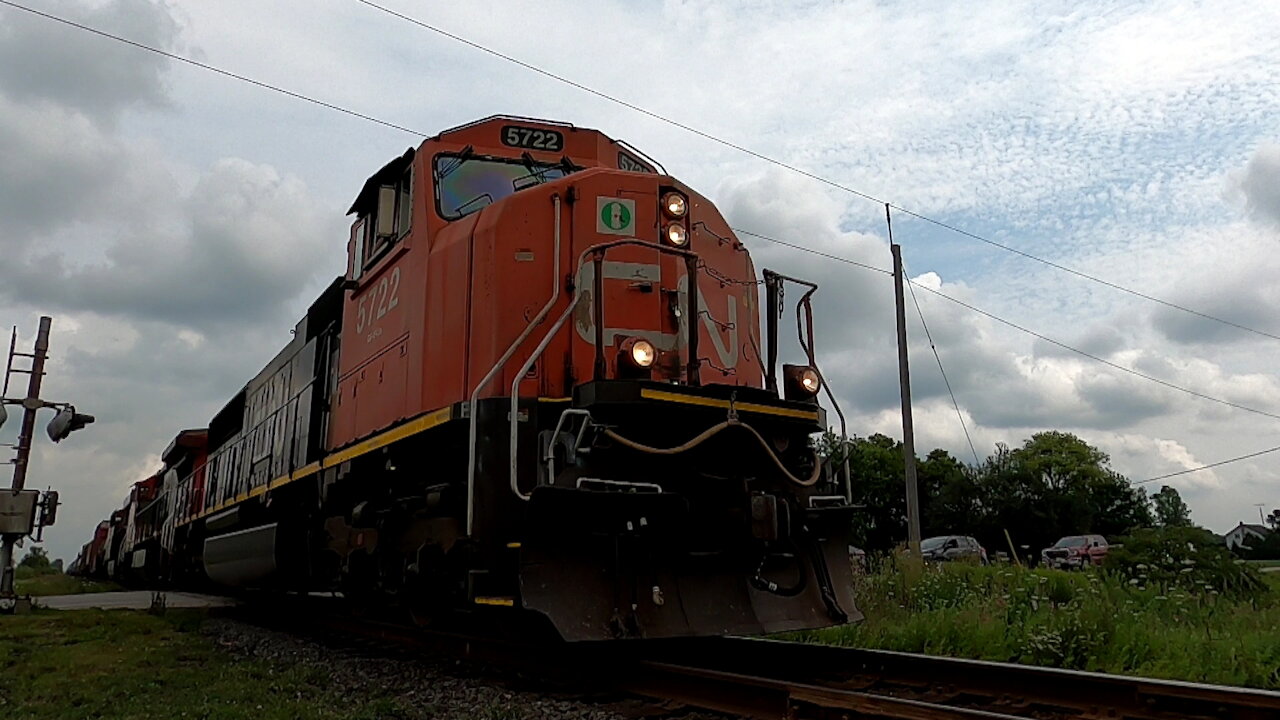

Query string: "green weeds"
[794, 560, 1280, 688]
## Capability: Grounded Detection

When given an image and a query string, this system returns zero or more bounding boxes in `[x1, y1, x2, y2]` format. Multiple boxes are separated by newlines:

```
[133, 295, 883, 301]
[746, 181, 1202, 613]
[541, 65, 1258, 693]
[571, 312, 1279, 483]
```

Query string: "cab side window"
[361, 167, 413, 270]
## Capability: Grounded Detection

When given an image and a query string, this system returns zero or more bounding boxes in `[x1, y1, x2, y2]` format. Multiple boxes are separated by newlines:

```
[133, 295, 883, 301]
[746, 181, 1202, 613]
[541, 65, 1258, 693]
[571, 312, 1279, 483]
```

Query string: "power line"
[353, 0, 1280, 345]
[1135, 445, 1280, 484]
[731, 228, 892, 276]
[910, 283, 1280, 422]
[0, 0, 428, 137]
[729, 228, 1280, 423]
[899, 256, 983, 467]
[885, 203, 981, 467]
[726, 227, 1280, 481]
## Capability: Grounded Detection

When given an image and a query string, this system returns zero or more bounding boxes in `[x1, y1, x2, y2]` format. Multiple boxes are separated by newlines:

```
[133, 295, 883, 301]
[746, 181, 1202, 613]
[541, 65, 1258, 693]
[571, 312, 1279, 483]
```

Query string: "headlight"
[662, 192, 687, 218]
[665, 223, 688, 247]
[782, 364, 822, 400]
[799, 368, 821, 394]
[622, 338, 655, 368]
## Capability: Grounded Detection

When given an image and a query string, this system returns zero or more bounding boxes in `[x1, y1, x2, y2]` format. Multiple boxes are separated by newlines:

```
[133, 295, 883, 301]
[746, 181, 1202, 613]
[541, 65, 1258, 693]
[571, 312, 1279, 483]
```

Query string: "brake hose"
[601, 420, 821, 487]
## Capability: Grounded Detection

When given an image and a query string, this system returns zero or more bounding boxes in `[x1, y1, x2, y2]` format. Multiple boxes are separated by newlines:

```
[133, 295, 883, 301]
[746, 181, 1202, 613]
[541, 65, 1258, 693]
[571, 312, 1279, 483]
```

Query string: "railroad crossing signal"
[46, 406, 94, 443]
[1, 316, 92, 609]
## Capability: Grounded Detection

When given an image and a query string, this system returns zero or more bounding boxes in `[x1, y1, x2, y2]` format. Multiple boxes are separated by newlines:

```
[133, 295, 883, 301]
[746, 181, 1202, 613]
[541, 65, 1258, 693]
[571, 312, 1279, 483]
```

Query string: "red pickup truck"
[1041, 534, 1108, 569]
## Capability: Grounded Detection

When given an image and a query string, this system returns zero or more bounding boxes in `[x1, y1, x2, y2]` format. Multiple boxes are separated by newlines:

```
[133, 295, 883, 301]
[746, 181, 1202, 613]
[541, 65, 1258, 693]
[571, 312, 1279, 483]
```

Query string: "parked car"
[1041, 534, 1108, 569]
[920, 535, 988, 564]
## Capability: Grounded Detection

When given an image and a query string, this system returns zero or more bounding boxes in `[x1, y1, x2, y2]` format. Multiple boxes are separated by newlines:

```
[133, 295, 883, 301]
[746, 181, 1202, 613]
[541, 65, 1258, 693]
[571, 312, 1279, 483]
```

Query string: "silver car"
[920, 535, 988, 564]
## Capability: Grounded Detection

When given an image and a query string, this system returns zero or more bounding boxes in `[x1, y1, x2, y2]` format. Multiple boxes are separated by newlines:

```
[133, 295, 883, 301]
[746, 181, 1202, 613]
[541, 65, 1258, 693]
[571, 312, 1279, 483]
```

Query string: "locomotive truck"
[72, 116, 860, 641]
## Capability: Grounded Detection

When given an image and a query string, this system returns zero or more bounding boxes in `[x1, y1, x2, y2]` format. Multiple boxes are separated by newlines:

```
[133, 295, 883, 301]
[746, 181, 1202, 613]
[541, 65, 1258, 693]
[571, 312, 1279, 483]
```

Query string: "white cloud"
[1228, 143, 1280, 225]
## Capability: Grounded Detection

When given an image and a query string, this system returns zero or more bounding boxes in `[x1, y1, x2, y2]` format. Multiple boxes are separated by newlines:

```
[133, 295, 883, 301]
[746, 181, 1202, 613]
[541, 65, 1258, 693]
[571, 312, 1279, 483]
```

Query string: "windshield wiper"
[512, 152, 573, 191]
[436, 145, 475, 180]
[453, 192, 494, 216]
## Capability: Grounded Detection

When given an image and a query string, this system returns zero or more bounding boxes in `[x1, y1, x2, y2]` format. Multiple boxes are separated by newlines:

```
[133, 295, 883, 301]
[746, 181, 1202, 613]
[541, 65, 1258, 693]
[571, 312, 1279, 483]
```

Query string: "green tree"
[819, 429, 1152, 558]
[1151, 485, 1192, 527]
[19, 546, 52, 571]
[1266, 508, 1280, 532]
[976, 432, 1150, 554]
[918, 448, 980, 537]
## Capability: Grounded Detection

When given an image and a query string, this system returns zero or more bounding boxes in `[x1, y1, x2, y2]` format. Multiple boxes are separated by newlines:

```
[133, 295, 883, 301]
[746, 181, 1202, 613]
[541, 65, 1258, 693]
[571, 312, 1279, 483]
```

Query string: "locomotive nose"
[517, 480, 860, 641]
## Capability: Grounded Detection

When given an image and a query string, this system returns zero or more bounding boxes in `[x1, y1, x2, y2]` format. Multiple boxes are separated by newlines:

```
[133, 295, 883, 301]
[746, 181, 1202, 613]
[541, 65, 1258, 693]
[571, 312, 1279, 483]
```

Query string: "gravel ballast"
[203, 615, 736, 720]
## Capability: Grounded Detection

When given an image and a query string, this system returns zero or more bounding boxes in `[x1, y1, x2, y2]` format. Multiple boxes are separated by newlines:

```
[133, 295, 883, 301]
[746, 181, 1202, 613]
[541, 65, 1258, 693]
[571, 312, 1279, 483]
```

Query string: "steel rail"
[619, 660, 1031, 720]
[638, 637, 1280, 720]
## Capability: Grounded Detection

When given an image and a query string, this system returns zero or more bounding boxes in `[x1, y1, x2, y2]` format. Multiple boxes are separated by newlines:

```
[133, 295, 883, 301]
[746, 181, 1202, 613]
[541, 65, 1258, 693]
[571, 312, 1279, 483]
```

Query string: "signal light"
[39, 490, 59, 527]
[47, 405, 95, 443]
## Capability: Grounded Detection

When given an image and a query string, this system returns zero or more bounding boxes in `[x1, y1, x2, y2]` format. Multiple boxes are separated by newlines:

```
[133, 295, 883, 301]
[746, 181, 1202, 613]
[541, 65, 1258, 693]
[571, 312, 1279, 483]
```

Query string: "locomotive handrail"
[466, 194, 566, 536]
[763, 270, 852, 503]
[508, 238, 700, 502]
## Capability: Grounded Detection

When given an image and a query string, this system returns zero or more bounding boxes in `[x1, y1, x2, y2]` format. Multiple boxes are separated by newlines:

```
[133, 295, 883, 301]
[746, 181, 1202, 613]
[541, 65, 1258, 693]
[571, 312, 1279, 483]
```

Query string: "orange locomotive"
[77, 116, 860, 640]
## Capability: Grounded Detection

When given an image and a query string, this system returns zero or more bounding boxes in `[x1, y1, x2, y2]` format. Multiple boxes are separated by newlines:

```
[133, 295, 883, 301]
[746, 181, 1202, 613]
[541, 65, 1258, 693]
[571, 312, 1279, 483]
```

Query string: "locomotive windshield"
[434, 154, 572, 220]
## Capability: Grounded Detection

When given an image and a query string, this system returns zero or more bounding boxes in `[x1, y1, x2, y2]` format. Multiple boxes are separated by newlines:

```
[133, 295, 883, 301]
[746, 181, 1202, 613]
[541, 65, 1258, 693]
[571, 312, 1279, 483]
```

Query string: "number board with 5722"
[501, 125, 564, 152]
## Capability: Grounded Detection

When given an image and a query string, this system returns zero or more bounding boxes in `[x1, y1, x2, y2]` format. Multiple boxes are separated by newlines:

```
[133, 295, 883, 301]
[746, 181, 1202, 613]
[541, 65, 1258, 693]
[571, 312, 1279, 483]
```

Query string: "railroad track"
[229, 600, 1280, 720]
[615, 637, 1280, 720]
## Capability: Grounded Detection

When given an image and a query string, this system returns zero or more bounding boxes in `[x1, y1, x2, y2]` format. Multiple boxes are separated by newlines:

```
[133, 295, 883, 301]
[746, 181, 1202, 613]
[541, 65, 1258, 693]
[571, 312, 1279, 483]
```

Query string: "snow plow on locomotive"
[72, 116, 861, 640]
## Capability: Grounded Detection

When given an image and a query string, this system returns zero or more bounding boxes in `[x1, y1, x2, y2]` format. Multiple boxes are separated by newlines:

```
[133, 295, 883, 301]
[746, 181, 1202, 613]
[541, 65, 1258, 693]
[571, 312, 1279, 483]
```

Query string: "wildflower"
[1128, 579, 1140, 585]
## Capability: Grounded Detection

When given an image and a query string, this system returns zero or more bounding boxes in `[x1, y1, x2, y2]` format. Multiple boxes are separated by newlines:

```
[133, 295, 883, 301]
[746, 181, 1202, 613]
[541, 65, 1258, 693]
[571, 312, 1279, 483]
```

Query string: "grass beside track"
[794, 562, 1280, 689]
[0, 610, 419, 719]
[14, 567, 120, 596]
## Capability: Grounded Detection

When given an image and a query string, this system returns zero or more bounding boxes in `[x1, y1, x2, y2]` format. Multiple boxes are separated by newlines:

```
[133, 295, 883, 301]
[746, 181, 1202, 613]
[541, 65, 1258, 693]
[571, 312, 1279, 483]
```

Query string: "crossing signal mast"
[1, 317, 93, 611]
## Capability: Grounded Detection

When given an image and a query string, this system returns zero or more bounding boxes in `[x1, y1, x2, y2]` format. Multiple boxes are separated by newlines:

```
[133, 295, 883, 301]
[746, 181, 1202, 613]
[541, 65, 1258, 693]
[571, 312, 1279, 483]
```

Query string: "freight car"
[74, 116, 861, 640]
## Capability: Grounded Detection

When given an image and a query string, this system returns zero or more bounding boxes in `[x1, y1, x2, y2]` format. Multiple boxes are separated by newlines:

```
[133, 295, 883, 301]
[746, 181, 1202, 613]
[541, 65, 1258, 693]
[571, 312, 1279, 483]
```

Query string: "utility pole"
[1, 317, 92, 608]
[889, 220, 921, 556]
[1255, 503, 1266, 525]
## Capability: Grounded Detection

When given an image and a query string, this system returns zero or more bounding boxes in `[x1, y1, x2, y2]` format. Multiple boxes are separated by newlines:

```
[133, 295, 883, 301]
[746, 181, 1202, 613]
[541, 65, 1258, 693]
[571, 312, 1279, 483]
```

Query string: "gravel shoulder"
[4, 608, 737, 719]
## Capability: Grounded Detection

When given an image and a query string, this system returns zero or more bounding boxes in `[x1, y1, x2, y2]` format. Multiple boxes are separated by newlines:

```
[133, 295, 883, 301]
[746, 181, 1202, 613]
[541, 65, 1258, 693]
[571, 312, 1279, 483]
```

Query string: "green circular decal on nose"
[601, 201, 632, 230]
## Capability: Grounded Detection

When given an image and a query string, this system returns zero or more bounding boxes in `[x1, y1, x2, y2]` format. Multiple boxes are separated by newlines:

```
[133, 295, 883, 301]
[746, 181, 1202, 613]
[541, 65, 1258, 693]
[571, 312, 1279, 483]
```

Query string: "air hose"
[601, 420, 821, 487]
[750, 543, 808, 597]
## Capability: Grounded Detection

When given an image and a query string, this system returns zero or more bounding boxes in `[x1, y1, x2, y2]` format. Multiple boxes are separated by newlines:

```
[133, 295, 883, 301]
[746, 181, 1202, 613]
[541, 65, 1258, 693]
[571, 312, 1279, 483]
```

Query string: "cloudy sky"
[2, 0, 1279, 562]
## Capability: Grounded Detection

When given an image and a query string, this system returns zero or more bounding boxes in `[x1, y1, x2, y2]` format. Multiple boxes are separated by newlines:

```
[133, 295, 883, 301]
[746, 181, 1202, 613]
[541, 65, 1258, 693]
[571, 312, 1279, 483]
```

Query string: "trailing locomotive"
[72, 116, 861, 640]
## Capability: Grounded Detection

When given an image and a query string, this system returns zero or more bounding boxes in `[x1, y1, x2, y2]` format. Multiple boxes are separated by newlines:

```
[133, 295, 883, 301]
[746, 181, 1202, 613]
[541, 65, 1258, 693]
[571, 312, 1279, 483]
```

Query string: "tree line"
[819, 430, 1196, 557]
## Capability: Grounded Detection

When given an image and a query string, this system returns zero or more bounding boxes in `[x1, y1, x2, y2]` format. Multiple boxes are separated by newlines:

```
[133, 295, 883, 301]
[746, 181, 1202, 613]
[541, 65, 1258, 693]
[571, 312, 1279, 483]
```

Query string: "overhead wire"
[1134, 445, 1280, 484]
[349, 0, 1280, 345]
[0, 0, 429, 137]
[728, 227, 1280, 421]
[9, 0, 1275, 479]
